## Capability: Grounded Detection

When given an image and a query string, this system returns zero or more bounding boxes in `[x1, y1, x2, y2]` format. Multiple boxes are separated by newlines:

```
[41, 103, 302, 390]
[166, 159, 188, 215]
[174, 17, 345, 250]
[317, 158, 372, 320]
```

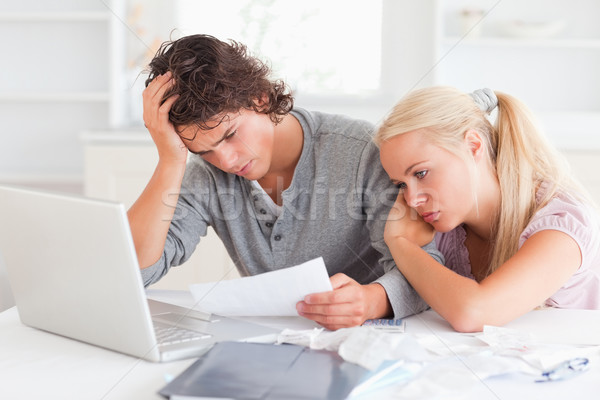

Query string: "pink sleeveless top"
[435, 187, 600, 309]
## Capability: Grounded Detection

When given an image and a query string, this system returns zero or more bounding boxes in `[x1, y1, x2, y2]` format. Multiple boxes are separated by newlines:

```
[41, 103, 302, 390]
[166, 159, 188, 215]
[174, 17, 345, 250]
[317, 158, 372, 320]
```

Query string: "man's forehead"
[177, 112, 240, 141]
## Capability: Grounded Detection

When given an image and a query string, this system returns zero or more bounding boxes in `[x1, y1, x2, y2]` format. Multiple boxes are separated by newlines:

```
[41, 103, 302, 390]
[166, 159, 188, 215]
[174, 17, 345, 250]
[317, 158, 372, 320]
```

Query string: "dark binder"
[158, 341, 369, 400]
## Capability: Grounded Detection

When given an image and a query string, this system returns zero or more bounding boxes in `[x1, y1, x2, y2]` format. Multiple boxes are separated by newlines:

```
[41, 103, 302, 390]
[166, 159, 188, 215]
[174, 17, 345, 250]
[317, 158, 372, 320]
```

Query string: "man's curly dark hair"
[145, 34, 294, 136]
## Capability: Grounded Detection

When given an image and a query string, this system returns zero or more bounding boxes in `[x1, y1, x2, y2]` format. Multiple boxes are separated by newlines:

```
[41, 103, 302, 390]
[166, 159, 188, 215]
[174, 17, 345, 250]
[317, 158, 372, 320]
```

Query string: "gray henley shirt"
[141, 108, 443, 318]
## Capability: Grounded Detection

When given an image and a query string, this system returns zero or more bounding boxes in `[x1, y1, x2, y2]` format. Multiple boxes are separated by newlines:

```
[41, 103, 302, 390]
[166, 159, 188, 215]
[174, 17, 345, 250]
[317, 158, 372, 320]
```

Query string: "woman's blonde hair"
[375, 86, 587, 277]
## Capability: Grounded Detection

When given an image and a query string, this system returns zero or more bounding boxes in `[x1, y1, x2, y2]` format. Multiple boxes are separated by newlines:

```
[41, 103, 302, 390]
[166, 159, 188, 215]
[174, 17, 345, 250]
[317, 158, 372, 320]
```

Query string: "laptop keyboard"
[154, 323, 212, 346]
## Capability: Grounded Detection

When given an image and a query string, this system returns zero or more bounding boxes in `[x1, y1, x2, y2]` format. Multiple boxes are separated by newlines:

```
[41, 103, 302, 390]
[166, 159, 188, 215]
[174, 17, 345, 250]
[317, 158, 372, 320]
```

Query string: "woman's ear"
[464, 129, 485, 160]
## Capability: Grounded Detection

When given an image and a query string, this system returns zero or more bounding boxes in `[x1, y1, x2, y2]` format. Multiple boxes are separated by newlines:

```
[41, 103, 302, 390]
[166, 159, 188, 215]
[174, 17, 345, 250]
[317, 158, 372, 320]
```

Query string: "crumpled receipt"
[277, 326, 432, 370]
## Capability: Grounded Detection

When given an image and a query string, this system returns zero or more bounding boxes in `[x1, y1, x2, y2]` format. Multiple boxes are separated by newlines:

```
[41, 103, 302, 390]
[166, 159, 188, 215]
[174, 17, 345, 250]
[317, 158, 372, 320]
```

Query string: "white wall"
[0, 255, 14, 312]
[2, 0, 599, 186]
[0, 0, 111, 189]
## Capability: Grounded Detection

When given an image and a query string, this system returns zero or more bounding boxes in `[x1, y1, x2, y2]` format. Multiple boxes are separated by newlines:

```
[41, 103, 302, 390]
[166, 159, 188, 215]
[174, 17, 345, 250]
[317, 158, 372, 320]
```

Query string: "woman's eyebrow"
[404, 160, 427, 175]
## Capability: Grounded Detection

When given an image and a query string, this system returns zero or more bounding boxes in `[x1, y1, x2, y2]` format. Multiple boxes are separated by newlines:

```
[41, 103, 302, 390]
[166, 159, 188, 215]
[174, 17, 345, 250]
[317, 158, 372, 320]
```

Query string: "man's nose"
[215, 146, 238, 171]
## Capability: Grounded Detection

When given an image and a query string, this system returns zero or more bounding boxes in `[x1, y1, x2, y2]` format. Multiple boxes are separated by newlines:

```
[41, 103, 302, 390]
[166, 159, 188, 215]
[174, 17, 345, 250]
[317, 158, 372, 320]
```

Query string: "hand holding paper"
[190, 257, 333, 316]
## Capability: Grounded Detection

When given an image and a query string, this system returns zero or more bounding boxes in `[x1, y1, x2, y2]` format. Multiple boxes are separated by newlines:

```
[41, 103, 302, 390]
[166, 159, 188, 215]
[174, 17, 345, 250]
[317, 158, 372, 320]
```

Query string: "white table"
[1, 291, 599, 400]
[0, 306, 193, 399]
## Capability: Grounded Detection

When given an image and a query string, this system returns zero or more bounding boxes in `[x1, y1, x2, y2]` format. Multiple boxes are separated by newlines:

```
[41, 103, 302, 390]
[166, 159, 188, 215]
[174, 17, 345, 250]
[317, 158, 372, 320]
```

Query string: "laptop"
[0, 184, 278, 362]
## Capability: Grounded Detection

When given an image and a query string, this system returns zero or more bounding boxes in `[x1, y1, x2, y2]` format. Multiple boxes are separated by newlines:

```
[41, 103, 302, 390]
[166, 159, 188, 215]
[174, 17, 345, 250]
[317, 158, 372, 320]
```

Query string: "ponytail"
[487, 92, 583, 274]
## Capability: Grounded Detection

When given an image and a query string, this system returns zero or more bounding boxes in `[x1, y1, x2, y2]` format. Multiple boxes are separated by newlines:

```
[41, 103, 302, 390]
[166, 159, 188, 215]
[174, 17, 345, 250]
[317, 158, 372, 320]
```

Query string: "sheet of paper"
[189, 257, 333, 316]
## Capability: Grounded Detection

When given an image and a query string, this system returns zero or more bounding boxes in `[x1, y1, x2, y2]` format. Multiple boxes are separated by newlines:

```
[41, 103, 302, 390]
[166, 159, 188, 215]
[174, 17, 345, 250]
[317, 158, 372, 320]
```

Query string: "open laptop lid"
[0, 185, 161, 361]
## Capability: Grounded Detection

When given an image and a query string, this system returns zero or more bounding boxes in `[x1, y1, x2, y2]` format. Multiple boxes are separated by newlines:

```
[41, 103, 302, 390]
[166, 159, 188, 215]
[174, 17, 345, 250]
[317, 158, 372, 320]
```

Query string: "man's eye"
[225, 130, 237, 140]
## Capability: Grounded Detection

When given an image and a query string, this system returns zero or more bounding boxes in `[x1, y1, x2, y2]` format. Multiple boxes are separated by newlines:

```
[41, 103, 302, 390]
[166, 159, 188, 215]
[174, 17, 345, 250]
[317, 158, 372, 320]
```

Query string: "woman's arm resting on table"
[386, 230, 581, 332]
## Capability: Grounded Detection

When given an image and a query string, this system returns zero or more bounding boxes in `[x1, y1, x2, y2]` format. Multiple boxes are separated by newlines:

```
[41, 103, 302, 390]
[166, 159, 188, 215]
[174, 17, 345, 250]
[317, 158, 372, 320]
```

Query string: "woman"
[128, 34, 443, 330]
[376, 86, 600, 332]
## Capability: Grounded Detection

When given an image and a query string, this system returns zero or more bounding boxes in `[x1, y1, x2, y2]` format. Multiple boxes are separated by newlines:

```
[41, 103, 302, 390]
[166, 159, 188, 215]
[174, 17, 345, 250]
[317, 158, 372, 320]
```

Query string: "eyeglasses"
[536, 357, 589, 383]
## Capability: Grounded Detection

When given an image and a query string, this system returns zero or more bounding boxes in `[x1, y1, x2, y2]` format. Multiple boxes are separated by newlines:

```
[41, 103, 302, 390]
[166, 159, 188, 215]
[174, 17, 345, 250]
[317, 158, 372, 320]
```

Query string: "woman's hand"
[142, 71, 187, 165]
[384, 192, 435, 246]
